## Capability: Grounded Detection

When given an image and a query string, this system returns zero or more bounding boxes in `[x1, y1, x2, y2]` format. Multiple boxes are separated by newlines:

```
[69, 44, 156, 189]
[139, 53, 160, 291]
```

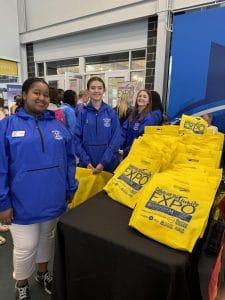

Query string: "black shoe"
[35, 271, 52, 295]
[15, 283, 31, 300]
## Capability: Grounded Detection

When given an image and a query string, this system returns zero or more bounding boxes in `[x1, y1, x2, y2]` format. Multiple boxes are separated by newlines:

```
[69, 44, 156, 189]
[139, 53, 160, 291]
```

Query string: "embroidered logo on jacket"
[133, 122, 140, 130]
[52, 130, 63, 140]
[103, 118, 111, 127]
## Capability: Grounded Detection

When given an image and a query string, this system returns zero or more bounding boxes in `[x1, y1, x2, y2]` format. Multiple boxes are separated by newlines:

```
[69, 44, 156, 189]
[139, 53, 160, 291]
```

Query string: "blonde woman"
[76, 89, 89, 113]
[114, 92, 132, 126]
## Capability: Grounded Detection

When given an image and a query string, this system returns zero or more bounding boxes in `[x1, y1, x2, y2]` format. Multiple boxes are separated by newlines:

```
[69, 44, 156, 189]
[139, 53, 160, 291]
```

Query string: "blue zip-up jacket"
[152, 109, 163, 125]
[121, 112, 156, 157]
[0, 108, 78, 225]
[60, 103, 76, 136]
[75, 101, 122, 172]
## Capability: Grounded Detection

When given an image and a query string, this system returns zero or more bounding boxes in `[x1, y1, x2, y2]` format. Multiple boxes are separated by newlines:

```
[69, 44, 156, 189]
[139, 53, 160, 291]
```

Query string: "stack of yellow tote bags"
[104, 115, 224, 252]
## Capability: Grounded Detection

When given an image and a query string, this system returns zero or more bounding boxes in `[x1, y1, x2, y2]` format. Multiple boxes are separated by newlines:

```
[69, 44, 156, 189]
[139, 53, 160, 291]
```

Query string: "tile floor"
[0, 231, 50, 300]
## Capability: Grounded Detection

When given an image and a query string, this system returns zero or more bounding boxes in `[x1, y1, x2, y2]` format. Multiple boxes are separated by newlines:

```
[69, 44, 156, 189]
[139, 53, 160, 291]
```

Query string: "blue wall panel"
[168, 6, 225, 132]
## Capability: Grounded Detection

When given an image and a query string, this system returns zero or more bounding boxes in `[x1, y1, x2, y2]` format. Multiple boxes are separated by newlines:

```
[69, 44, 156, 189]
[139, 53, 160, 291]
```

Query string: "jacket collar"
[16, 107, 55, 120]
[86, 101, 107, 112]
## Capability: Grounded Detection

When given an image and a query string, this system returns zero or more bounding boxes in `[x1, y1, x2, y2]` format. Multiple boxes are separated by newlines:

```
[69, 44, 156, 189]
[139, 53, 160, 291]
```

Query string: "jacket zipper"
[35, 117, 45, 152]
[96, 112, 98, 135]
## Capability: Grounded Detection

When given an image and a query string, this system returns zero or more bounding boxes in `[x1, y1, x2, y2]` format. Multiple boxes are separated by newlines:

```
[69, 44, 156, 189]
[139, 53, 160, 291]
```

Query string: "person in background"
[0, 97, 6, 120]
[120, 89, 156, 158]
[75, 76, 121, 173]
[10, 94, 22, 114]
[60, 89, 77, 135]
[48, 87, 65, 125]
[56, 88, 64, 104]
[114, 92, 132, 126]
[202, 113, 218, 133]
[0, 77, 78, 300]
[0, 229, 6, 245]
[48, 87, 60, 107]
[76, 89, 89, 114]
[0, 97, 8, 245]
[151, 90, 164, 125]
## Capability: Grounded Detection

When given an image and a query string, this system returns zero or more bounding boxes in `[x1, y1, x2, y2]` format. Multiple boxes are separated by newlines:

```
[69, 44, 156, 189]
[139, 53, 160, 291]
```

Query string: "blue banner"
[168, 6, 225, 132]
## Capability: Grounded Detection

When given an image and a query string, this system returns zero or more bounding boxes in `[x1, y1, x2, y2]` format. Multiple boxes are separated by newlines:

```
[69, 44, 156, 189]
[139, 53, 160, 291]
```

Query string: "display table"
[51, 191, 203, 300]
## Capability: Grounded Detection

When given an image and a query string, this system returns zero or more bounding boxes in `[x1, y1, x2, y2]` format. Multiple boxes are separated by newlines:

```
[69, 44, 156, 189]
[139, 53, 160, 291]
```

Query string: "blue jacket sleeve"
[0, 119, 12, 212]
[63, 106, 77, 136]
[65, 133, 79, 198]
[152, 109, 163, 125]
[74, 111, 92, 167]
[121, 117, 131, 158]
[121, 117, 129, 148]
[121, 113, 156, 157]
[138, 113, 156, 135]
[99, 112, 122, 168]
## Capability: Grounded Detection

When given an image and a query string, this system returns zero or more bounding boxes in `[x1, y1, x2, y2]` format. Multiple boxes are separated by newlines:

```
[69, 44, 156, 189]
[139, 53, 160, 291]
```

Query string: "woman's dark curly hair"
[62, 89, 77, 106]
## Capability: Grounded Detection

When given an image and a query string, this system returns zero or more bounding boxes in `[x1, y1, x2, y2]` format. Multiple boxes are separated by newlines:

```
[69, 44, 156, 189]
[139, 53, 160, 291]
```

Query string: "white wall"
[18, 0, 156, 43]
[17, 0, 223, 96]
[0, 0, 20, 61]
[173, 0, 221, 11]
[18, 0, 221, 44]
[24, 0, 144, 31]
[33, 19, 148, 62]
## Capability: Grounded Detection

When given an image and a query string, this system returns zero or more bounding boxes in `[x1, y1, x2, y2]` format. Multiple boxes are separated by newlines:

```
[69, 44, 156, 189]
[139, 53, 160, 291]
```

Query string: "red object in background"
[219, 197, 225, 221]
[208, 231, 225, 300]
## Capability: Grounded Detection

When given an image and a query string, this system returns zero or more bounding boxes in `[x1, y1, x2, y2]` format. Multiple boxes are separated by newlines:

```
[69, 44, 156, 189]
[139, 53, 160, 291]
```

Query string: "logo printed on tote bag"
[184, 120, 206, 134]
[145, 187, 199, 222]
[118, 165, 151, 190]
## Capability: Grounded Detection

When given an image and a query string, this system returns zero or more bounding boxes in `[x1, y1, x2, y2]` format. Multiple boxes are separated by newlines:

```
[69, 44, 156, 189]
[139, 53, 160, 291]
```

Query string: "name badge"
[12, 131, 25, 137]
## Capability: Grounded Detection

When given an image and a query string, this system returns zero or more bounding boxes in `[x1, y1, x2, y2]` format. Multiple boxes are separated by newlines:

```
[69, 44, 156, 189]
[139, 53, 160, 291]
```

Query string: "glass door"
[64, 72, 83, 94]
[105, 71, 130, 107]
[46, 73, 83, 94]
[46, 75, 65, 89]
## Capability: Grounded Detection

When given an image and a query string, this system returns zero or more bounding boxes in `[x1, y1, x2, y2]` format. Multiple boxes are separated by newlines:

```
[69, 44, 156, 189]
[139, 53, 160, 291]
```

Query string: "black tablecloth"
[51, 191, 202, 300]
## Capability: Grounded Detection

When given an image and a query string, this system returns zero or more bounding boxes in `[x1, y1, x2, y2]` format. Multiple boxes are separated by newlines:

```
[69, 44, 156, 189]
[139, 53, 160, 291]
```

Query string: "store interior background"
[2, 0, 223, 115]
[1, 1, 225, 299]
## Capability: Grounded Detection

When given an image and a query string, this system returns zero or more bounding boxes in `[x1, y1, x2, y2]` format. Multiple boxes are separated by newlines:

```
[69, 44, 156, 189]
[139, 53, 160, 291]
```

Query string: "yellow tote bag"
[144, 125, 179, 136]
[129, 173, 216, 252]
[69, 167, 113, 209]
[179, 114, 208, 134]
[104, 156, 161, 209]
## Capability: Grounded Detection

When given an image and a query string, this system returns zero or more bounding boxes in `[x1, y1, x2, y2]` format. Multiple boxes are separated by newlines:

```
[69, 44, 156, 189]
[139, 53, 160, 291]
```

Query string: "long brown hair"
[129, 89, 152, 124]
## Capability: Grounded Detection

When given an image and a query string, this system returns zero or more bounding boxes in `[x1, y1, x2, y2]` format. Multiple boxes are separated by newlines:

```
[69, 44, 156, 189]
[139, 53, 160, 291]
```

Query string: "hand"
[93, 163, 104, 174]
[118, 149, 124, 156]
[66, 195, 74, 204]
[87, 163, 95, 170]
[0, 208, 13, 225]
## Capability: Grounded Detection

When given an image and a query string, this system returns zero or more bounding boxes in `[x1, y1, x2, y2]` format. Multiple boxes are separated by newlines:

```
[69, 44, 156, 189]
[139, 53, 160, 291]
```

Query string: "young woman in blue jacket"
[75, 76, 121, 173]
[0, 78, 78, 300]
[120, 89, 156, 158]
